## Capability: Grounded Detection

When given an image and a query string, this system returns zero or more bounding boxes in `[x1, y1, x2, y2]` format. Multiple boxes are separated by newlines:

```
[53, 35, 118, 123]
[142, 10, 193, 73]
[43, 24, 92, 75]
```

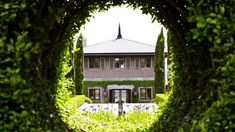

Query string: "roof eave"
[84, 52, 155, 56]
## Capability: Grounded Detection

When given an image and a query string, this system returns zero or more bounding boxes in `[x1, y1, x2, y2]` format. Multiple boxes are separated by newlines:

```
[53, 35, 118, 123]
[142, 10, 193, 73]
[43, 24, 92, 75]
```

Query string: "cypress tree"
[73, 34, 84, 95]
[154, 28, 165, 93]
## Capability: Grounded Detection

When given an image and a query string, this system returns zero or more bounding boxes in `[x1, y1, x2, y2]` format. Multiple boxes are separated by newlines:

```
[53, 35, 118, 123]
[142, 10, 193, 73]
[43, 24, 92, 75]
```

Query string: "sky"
[80, 6, 168, 84]
[81, 5, 163, 46]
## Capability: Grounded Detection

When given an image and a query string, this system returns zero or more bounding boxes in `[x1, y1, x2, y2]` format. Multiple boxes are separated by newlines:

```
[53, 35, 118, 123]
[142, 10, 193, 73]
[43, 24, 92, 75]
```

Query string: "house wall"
[83, 55, 155, 103]
[84, 55, 154, 80]
[83, 80, 155, 103]
[84, 68, 154, 81]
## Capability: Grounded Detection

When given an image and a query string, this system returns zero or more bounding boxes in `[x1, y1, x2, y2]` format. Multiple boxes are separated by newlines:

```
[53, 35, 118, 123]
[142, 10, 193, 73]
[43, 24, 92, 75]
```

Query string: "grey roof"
[84, 38, 155, 54]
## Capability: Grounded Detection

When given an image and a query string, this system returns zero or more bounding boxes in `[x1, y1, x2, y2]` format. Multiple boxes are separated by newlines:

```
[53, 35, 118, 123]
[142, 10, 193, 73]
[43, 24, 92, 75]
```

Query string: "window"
[101, 57, 105, 69]
[84, 58, 89, 69]
[139, 87, 152, 100]
[89, 89, 100, 100]
[126, 57, 131, 68]
[110, 57, 114, 69]
[114, 57, 125, 68]
[140, 57, 146, 68]
[131, 57, 135, 68]
[121, 90, 127, 102]
[106, 57, 110, 68]
[136, 57, 140, 68]
[140, 57, 151, 68]
[111, 89, 128, 103]
[89, 57, 100, 68]
[146, 57, 151, 67]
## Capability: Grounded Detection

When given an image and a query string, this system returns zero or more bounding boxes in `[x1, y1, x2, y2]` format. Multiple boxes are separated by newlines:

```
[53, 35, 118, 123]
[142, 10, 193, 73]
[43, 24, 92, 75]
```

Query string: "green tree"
[154, 28, 165, 93]
[73, 35, 84, 95]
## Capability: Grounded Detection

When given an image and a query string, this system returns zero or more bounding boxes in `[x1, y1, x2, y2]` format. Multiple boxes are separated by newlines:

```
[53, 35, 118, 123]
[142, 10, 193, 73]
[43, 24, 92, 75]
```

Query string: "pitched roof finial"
[117, 23, 122, 39]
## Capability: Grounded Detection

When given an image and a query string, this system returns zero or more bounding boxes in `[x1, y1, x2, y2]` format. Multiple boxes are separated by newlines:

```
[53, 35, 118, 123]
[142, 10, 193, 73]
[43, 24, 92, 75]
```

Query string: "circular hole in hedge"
[57, 4, 173, 130]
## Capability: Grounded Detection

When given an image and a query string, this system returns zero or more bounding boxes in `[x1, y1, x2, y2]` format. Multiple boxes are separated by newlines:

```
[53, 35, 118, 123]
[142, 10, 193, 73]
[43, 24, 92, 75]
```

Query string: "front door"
[109, 89, 131, 103]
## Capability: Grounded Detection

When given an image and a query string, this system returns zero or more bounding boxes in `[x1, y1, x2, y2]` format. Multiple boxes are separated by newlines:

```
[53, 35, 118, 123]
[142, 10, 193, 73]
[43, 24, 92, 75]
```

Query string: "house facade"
[83, 25, 156, 103]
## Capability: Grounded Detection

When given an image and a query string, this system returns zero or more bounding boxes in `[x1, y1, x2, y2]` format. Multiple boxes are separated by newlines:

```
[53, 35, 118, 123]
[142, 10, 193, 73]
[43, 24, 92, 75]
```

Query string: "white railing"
[78, 103, 158, 115]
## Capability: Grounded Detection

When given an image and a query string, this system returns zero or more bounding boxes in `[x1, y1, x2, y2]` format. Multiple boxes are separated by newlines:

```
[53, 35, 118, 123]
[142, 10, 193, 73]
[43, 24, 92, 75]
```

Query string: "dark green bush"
[191, 92, 235, 131]
[1, 0, 234, 131]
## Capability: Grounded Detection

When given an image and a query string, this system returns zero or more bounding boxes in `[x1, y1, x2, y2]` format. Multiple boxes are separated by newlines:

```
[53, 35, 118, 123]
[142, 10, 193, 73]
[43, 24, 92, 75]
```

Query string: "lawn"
[68, 110, 157, 131]
[58, 95, 163, 131]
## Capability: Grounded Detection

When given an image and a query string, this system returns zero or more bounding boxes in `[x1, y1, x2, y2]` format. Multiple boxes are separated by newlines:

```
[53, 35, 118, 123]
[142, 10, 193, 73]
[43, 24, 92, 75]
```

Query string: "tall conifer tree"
[154, 28, 165, 93]
[73, 35, 84, 95]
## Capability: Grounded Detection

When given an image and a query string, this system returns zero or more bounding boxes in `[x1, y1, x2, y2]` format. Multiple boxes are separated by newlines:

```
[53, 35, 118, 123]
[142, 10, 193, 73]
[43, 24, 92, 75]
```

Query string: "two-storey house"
[83, 25, 156, 103]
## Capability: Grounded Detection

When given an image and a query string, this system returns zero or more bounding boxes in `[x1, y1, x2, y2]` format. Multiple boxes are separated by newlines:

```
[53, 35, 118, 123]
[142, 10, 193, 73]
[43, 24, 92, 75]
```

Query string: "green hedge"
[152, 93, 170, 105]
[1, 0, 234, 131]
[191, 92, 235, 131]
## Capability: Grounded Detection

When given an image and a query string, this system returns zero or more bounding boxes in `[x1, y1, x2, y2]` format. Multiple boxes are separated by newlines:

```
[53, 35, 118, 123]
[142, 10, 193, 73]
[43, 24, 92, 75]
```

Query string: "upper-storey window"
[86, 56, 153, 69]
[140, 57, 145, 68]
[84, 58, 89, 69]
[146, 57, 151, 67]
[105, 57, 110, 69]
[126, 57, 131, 68]
[110, 57, 114, 69]
[101, 57, 105, 69]
[136, 57, 140, 68]
[89, 57, 100, 68]
[114, 57, 125, 68]
[140, 57, 152, 68]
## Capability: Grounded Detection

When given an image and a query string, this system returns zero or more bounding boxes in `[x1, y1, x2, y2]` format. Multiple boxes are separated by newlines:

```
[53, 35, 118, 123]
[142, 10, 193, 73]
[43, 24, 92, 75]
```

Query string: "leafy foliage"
[152, 93, 170, 105]
[191, 92, 235, 131]
[1, 0, 234, 131]
[150, 0, 235, 131]
[69, 110, 157, 131]
[154, 28, 165, 93]
[0, 1, 67, 131]
[73, 35, 84, 95]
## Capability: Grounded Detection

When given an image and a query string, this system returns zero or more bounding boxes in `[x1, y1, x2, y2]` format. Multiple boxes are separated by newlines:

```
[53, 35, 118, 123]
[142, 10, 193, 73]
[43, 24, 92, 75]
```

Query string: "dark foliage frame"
[0, 0, 234, 131]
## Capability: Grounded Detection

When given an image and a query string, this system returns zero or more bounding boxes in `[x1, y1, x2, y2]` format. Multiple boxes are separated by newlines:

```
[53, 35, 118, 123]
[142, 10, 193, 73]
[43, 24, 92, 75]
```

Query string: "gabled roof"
[84, 38, 155, 54]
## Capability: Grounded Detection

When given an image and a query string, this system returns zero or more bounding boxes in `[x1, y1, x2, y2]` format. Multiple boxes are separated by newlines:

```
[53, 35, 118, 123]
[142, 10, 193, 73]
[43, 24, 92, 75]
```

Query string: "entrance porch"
[107, 85, 133, 103]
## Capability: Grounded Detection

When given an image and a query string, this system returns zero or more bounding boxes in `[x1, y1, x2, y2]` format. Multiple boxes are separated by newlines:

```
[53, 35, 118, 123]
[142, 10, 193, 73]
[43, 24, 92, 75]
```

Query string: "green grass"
[67, 110, 157, 131]
[58, 94, 158, 131]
